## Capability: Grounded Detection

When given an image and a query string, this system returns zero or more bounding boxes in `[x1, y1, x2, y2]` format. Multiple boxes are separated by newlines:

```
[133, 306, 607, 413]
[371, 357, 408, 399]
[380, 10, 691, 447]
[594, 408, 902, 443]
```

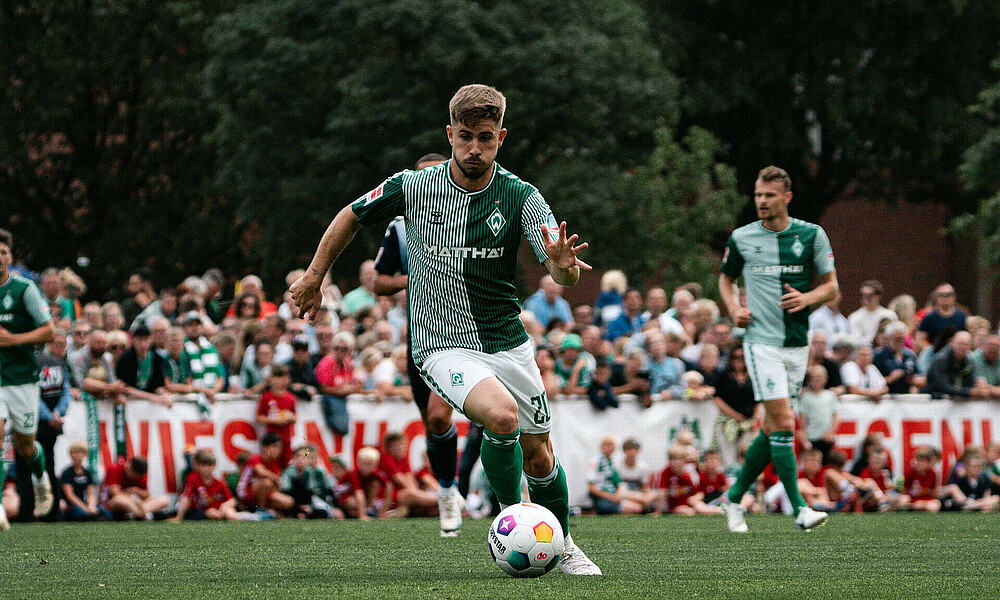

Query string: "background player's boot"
[557, 533, 602, 575]
[32, 471, 54, 518]
[0, 502, 9, 531]
[438, 486, 462, 537]
[721, 497, 748, 533]
[794, 506, 828, 531]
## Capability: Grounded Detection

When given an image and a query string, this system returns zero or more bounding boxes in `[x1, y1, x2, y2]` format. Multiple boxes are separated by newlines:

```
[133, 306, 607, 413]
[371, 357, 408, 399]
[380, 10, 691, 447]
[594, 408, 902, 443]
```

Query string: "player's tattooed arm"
[292, 205, 363, 323]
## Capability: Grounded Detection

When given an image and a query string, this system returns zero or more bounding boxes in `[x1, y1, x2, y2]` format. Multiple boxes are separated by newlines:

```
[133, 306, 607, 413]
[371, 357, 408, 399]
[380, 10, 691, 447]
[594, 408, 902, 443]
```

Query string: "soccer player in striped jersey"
[371, 152, 472, 537]
[717, 166, 839, 532]
[292, 84, 601, 574]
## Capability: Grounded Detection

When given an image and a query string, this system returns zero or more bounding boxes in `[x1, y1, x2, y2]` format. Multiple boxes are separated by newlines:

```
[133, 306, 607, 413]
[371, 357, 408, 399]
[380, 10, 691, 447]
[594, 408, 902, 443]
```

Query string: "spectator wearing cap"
[179, 311, 225, 400]
[523, 275, 574, 329]
[605, 289, 648, 342]
[285, 335, 319, 400]
[873, 321, 921, 394]
[555, 333, 595, 396]
[924, 331, 991, 398]
[848, 280, 897, 346]
[916, 283, 968, 352]
[114, 325, 172, 407]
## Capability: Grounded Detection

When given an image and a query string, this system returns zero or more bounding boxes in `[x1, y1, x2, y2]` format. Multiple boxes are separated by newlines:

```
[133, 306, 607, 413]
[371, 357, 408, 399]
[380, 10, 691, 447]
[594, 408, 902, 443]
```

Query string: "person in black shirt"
[286, 335, 318, 400]
[711, 345, 758, 467]
[942, 454, 999, 511]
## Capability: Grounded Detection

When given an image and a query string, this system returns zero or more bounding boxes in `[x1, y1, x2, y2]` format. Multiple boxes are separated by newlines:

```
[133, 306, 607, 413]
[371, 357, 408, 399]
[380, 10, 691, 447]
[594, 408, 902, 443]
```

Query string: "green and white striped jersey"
[720, 218, 835, 348]
[351, 161, 554, 364]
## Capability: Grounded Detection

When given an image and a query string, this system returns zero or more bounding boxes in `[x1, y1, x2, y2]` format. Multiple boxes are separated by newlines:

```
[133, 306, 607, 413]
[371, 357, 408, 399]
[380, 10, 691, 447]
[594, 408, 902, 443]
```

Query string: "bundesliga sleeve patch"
[545, 212, 559, 241]
[364, 183, 385, 205]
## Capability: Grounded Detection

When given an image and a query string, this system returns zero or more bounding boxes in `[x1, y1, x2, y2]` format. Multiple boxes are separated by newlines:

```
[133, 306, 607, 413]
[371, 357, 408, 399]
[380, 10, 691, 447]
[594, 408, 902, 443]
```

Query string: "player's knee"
[426, 404, 453, 434]
[484, 405, 519, 435]
[522, 451, 555, 478]
[12, 435, 35, 457]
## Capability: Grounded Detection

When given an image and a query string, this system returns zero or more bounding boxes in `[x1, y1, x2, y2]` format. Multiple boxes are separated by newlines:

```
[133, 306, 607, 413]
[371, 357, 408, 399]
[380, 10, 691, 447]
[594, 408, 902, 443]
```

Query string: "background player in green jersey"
[0, 229, 56, 529]
[717, 167, 839, 532]
[291, 84, 601, 574]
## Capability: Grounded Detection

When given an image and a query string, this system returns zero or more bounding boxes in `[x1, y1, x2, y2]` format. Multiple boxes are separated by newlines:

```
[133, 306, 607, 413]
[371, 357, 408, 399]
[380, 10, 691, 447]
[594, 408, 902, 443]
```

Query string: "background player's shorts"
[418, 340, 551, 435]
[743, 343, 809, 402]
[0, 383, 41, 434]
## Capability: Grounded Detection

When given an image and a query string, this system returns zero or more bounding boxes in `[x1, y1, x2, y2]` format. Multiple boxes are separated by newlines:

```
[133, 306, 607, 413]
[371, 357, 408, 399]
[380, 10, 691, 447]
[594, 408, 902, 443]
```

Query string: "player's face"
[447, 120, 506, 181]
[753, 179, 792, 221]
[0, 243, 11, 276]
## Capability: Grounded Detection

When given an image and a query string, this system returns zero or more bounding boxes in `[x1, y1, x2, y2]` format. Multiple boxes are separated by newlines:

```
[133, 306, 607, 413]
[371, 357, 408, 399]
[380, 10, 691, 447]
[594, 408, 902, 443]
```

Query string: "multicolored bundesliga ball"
[488, 502, 564, 578]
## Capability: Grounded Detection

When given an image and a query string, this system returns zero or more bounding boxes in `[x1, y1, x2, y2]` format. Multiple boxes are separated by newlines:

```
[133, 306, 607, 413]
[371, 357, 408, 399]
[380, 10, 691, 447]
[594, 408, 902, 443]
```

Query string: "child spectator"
[586, 357, 618, 411]
[327, 457, 352, 519]
[60, 440, 106, 521]
[379, 433, 438, 518]
[535, 346, 563, 401]
[280, 445, 337, 518]
[170, 450, 238, 521]
[797, 449, 833, 511]
[942, 453, 999, 512]
[797, 365, 840, 461]
[338, 447, 389, 519]
[256, 364, 297, 467]
[659, 445, 720, 515]
[225, 450, 251, 499]
[681, 370, 714, 401]
[674, 429, 700, 466]
[697, 450, 729, 504]
[904, 446, 942, 512]
[985, 442, 1000, 494]
[236, 432, 295, 515]
[100, 456, 170, 520]
[617, 438, 658, 513]
[587, 435, 642, 515]
[859, 446, 906, 511]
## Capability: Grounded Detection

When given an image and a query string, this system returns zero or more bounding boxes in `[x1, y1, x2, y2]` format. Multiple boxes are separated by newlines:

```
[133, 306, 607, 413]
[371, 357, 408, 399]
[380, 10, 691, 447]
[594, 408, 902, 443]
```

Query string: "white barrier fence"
[51, 395, 1000, 506]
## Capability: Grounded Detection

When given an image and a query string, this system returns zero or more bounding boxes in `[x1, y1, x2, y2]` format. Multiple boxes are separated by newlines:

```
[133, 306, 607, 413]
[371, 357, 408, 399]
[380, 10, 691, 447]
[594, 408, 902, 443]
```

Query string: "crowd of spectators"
[4, 260, 1000, 523]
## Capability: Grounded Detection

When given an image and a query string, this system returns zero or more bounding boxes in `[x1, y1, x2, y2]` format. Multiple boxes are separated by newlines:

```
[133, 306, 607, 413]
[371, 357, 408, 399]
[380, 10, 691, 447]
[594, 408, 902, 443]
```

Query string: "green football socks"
[526, 459, 570, 534]
[481, 428, 523, 506]
[26, 440, 46, 478]
[769, 431, 806, 516]
[727, 431, 771, 503]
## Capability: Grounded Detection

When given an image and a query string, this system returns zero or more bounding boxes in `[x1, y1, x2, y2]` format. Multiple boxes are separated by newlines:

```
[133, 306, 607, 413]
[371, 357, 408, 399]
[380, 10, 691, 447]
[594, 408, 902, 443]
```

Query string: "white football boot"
[438, 486, 463, 537]
[721, 497, 749, 533]
[0, 502, 9, 531]
[794, 506, 828, 531]
[32, 471, 54, 518]
[558, 534, 603, 575]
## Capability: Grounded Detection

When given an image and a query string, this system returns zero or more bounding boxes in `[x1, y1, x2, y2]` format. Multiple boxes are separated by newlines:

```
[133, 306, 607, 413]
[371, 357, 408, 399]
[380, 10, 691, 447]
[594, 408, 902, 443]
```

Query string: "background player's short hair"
[0, 227, 12, 250]
[415, 153, 447, 169]
[757, 165, 792, 192]
[449, 84, 506, 128]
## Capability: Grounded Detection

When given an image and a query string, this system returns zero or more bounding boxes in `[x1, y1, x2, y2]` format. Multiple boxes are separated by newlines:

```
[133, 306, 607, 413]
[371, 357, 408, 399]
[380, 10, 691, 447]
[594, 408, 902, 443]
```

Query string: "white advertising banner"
[51, 397, 1000, 506]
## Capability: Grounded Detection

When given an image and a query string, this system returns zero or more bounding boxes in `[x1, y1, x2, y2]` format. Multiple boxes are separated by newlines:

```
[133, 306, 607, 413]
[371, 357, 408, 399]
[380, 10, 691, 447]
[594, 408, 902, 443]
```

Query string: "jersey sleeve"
[719, 236, 744, 279]
[23, 281, 52, 326]
[374, 219, 403, 275]
[521, 190, 556, 264]
[813, 226, 835, 275]
[351, 171, 407, 227]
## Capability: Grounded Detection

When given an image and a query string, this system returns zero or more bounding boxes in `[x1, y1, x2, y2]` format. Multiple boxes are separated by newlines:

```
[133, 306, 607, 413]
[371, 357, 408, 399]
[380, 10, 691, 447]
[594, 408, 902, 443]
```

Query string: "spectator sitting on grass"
[941, 452, 999, 512]
[100, 456, 170, 520]
[60, 441, 106, 521]
[379, 433, 438, 518]
[903, 446, 942, 512]
[170, 450, 238, 521]
[617, 438, 658, 513]
[659, 445, 720, 515]
[235, 433, 294, 516]
[338, 447, 389, 520]
[587, 435, 643, 515]
[696, 449, 729, 505]
[859, 446, 907, 511]
[280, 445, 337, 519]
[2, 464, 18, 529]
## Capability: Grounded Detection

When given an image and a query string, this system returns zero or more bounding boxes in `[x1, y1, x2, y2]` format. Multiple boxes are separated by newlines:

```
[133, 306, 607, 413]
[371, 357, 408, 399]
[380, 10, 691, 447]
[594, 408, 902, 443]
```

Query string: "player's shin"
[525, 459, 569, 535]
[480, 428, 523, 506]
[727, 431, 771, 503]
[769, 431, 806, 516]
[429, 424, 458, 488]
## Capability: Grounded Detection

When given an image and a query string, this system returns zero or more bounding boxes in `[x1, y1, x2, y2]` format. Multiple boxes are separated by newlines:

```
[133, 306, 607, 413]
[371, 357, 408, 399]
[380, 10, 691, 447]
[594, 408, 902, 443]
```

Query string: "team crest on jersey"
[791, 237, 804, 257]
[2, 295, 11, 310]
[487, 207, 506, 236]
[450, 372, 464, 386]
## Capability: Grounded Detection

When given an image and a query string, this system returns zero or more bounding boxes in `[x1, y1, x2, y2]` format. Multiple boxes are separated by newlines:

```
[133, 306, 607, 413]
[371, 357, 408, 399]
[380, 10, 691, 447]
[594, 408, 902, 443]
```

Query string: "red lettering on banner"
[940, 421, 960, 478]
[98, 422, 114, 470]
[377, 421, 388, 449]
[867, 419, 891, 440]
[403, 420, 425, 464]
[222, 420, 257, 463]
[834, 420, 856, 460]
[902, 420, 932, 468]
[184, 421, 215, 450]
[159, 422, 177, 494]
[983, 421, 994, 446]
[962, 419, 974, 448]
[121, 421, 151, 460]
[305, 422, 337, 471]
[353, 421, 366, 463]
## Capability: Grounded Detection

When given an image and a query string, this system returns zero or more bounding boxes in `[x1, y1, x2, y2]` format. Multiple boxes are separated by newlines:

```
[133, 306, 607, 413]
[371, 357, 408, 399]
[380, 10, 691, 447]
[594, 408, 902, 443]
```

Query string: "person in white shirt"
[847, 280, 897, 345]
[809, 291, 850, 346]
[840, 344, 888, 400]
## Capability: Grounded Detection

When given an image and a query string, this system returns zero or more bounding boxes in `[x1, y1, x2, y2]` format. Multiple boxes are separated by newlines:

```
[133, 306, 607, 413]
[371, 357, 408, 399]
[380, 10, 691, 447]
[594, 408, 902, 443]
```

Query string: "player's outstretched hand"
[780, 284, 810, 313]
[541, 221, 592, 271]
[290, 273, 323, 323]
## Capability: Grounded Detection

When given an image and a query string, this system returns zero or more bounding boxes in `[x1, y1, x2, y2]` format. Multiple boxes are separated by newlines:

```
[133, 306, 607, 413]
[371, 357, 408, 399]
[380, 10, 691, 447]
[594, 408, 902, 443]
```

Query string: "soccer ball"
[488, 502, 564, 578]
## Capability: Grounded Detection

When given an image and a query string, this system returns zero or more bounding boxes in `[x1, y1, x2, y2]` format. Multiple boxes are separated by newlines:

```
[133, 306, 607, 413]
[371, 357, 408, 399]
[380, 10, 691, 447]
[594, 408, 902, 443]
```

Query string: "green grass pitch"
[2, 513, 998, 599]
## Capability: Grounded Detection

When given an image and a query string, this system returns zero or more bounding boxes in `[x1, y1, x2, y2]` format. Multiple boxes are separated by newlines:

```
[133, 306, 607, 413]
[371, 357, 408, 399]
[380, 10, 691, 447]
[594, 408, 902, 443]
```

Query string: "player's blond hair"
[757, 165, 792, 192]
[450, 84, 506, 128]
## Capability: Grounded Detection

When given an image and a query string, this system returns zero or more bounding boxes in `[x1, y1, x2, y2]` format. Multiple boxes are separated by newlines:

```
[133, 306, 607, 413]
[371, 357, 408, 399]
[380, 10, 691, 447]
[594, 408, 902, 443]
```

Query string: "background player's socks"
[27, 440, 46, 478]
[480, 428, 523, 506]
[429, 424, 458, 488]
[727, 432, 771, 503]
[769, 431, 806, 516]
[525, 459, 570, 535]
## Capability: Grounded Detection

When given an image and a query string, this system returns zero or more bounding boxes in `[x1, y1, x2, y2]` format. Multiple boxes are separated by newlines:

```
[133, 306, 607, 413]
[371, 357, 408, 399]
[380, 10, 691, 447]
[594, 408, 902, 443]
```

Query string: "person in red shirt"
[338, 446, 389, 519]
[659, 446, 720, 515]
[796, 449, 831, 508]
[101, 456, 170, 520]
[236, 432, 294, 514]
[904, 446, 942, 512]
[256, 364, 297, 466]
[313, 332, 360, 436]
[169, 450, 238, 521]
[379, 432, 438, 518]
[859, 446, 906, 511]
[697, 450, 729, 504]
